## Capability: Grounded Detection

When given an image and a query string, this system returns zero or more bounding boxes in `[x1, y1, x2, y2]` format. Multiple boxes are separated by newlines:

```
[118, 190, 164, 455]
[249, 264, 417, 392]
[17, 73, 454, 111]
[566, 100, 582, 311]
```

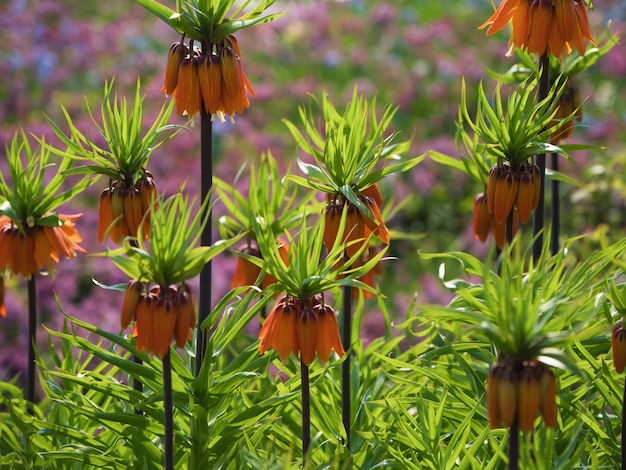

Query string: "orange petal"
[362, 198, 389, 245]
[121, 280, 143, 330]
[98, 189, 113, 243]
[135, 294, 155, 355]
[161, 42, 187, 96]
[487, 364, 502, 428]
[34, 227, 55, 267]
[231, 255, 261, 289]
[481, 0, 520, 35]
[174, 290, 193, 349]
[539, 366, 557, 427]
[515, 172, 534, 224]
[473, 193, 491, 242]
[152, 296, 177, 358]
[295, 308, 318, 366]
[315, 305, 344, 363]
[345, 205, 366, 258]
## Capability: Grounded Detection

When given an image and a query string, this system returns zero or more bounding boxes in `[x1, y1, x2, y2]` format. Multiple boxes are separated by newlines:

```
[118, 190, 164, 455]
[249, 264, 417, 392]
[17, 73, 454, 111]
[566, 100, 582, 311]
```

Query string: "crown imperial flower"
[480, 0, 596, 58]
[259, 294, 345, 366]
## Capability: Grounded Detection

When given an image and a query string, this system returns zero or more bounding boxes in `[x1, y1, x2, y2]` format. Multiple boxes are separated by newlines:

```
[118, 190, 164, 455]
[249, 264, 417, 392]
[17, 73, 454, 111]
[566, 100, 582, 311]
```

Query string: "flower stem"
[130, 239, 143, 412]
[133, 354, 143, 414]
[341, 284, 352, 449]
[621, 380, 626, 470]
[196, 107, 213, 377]
[532, 53, 550, 261]
[622, 376, 626, 469]
[163, 350, 174, 470]
[27, 276, 37, 409]
[550, 152, 559, 256]
[509, 417, 520, 470]
[301, 360, 311, 462]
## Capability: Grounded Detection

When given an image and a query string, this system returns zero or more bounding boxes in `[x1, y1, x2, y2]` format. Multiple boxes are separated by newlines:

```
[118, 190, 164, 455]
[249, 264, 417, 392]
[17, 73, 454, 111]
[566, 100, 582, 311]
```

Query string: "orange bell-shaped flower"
[515, 171, 535, 225]
[161, 42, 188, 96]
[473, 193, 491, 242]
[612, 326, 626, 373]
[518, 365, 541, 433]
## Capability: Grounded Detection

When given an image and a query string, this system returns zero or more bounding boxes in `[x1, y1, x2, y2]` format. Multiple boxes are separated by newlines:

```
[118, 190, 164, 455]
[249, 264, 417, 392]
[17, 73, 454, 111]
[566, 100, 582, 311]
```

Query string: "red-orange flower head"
[480, 0, 596, 58]
[487, 359, 557, 431]
[231, 239, 289, 291]
[163, 35, 255, 119]
[612, 325, 626, 374]
[483, 162, 539, 247]
[123, 281, 196, 358]
[323, 188, 389, 259]
[98, 172, 157, 244]
[259, 294, 345, 366]
[0, 214, 85, 279]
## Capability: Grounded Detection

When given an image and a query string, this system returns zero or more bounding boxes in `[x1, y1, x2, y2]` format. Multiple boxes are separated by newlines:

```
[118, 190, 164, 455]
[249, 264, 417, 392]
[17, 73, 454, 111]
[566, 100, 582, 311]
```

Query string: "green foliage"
[249, 212, 385, 300]
[45, 79, 179, 185]
[136, 0, 283, 43]
[215, 152, 315, 240]
[104, 191, 240, 287]
[2, 233, 626, 468]
[284, 88, 421, 220]
[0, 131, 92, 232]
[460, 76, 571, 165]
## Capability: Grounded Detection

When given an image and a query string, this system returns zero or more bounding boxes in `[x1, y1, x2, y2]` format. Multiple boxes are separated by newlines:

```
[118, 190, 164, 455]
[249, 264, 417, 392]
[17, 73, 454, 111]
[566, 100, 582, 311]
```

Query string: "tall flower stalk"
[480, 0, 596, 258]
[252, 211, 383, 460]
[105, 192, 240, 469]
[284, 89, 420, 445]
[45, 79, 179, 398]
[423, 236, 620, 469]
[0, 131, 91, 406]
[137, 0, 281, 375]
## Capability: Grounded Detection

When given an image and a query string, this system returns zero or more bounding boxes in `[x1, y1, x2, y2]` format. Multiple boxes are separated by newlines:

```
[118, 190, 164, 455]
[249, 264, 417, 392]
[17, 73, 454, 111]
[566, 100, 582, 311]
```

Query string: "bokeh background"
[1, 0, 625, 381]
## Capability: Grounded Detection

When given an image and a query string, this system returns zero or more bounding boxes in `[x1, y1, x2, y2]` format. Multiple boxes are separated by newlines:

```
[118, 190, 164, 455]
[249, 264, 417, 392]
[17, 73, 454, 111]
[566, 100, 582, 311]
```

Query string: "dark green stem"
[341, 284, 352, 449]
[550, 152, 559, 256]
[621, 380, 626, 470]
[532, 53, 550, 261]
[133, 354, 144, 414]
[27, 276, 37, 408]
[509, 417, 520, 470]
[129, 239, 143, 412]
[163, 351, 174, 470]
[301, 361, 311, 462]
[196, 107, 213, 377]
[622, 376, 626, 469]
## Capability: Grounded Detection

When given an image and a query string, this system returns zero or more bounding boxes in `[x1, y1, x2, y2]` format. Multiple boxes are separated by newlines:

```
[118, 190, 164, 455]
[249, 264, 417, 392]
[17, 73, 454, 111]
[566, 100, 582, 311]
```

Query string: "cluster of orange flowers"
[487, 359, 557, 432]
[0, 214, 84, 278]
[612, 325, 626, 373]
[323, 184, 389, 259]
[480, 0, 595, 57]
[259, 294, 345, 366]
[98, 173, 157, 244]
[473, 162, 541, 248]
[324, 184, 387, 297]
[120, 280, 196, 358]
[161, 35, 255, 118]
[231, 239, 289, 291]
